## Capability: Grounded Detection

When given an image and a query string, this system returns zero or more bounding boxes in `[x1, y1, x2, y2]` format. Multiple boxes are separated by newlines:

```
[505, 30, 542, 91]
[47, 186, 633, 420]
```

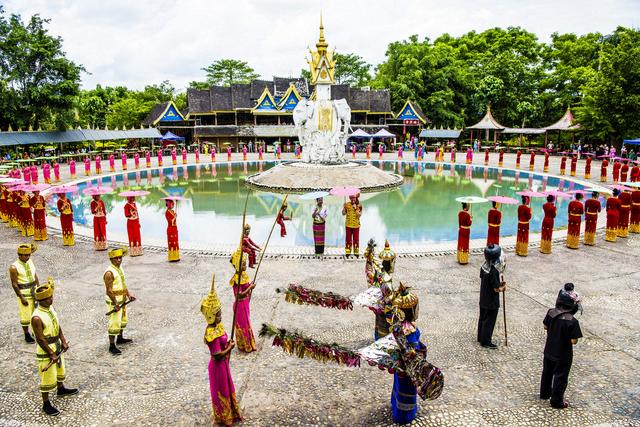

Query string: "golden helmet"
[17, 243, 37, 255]
[200, 273, 221, 324]
[378, 240, 396, 273]
[35, 277, 55, 301]
[230, 247, 247, 271]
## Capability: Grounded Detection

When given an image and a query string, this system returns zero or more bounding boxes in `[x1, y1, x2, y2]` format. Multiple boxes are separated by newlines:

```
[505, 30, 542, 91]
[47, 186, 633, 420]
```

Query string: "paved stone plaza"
[1, 153, 639, 426]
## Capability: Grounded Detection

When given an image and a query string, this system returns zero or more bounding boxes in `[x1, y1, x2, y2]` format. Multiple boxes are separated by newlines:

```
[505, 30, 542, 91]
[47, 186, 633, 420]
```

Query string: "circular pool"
[47, 161, 588, 249]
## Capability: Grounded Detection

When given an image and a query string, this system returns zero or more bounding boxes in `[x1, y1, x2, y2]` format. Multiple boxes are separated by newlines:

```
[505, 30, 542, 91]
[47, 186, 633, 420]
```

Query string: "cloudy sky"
[4, 0, 639, 90]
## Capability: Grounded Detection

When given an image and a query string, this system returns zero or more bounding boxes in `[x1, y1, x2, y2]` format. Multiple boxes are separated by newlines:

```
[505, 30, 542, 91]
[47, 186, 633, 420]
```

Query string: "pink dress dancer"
[451, 147, 456, 163]
[171, 148, 177, 165]
[30, 166, 38, 183]
[258, 146, 263, 160]
[121, 152, 128, 170]
[134, 153, 140, 169]
[158, 150, 163, 166]
[145, 151, 151, 168]
[195, 149, 200, 163]
[242, 146, 247, 161]
[23, 167, 31, 183]
[398, 146, 403, 159]
[211, 147, 216, 162]
[43, 163, 51, 184]
[109, 154, 115, 172]
[182, 148, 187, 165]
[95, 156, 102, 174]
[69, 160, 76, 179]
[84, 157, 91, 176]
[227, 146, 232, 161]
[466, 148, 473, 164]
[53, 162, 60, 182]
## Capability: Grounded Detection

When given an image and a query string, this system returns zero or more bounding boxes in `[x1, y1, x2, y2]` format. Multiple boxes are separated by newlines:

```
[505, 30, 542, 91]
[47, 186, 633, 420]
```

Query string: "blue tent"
[161, 131, 185, 142]
[623, 138, 640, 145]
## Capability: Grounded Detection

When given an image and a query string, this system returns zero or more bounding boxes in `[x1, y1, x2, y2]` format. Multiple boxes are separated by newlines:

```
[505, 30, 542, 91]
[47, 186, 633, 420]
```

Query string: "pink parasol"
[161, 196, 187, 201]
[49, 185, 79, 194]
[0, 177, 25, 184]
[329, 186, 360, 197]
[544, 190, 571, 199]
[487, 195, 518, 205]
[21, 183, 51, 192]
[83, 187, 114, 196]
[118, 190, 150, 197]
[516, 190, 546, 198]
[3, 179, 27, 187]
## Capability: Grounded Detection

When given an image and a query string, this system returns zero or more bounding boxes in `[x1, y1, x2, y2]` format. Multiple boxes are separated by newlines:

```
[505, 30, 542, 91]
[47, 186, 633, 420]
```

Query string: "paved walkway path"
[0, 221, 639, 425]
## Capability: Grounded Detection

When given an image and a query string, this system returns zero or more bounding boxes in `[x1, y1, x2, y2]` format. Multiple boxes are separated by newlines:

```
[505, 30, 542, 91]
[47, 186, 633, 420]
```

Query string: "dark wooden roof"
[142, 102, 170, 126]
[231, 84, 252, 109]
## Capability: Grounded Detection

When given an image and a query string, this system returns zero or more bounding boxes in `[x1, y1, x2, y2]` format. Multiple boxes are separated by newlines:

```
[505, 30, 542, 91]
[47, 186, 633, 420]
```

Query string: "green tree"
[201, 59, 259, 86]
[189, 80, 210, 90]
[0, 7, 84, 130]
[334, 53, 371, 87]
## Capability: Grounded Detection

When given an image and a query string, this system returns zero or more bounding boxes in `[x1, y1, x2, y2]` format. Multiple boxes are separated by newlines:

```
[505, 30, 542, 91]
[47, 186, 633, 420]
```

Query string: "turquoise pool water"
[47, 161, 588, 248]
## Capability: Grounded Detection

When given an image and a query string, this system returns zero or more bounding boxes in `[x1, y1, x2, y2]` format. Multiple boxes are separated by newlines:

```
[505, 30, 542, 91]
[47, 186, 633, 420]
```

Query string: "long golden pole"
[252, 195, 288, 286]
[230, 189, 250, 342]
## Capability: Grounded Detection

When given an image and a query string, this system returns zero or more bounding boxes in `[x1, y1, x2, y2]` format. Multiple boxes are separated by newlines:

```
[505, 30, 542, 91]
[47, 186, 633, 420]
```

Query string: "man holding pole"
[477, 244, 506, 349]
[31, 278, 78, 416]
[104, 248, 136, 355]
[9, 243, 40, 343]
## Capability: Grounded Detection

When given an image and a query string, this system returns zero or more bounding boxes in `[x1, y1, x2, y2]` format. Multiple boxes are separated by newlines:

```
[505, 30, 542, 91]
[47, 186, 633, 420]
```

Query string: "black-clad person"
[540, 283, 583, 409]
[477, 244, 506, 349]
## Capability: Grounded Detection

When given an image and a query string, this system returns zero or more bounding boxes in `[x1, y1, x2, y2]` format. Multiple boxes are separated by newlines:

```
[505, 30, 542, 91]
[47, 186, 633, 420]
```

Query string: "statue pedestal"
[244, 161, 403, 194]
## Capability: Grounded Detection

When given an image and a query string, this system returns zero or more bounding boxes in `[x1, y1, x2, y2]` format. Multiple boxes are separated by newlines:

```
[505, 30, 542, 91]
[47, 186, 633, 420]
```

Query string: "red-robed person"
[618, 188, 632, 238]
[600, 158, 609, 182]
[570, 155, 577, 177]
[484, 148, 489, 166]
[605, 189, 621, 242]
[30, 190, 48, 241]
[276, 201, 291, 238]
[124, 196, 143, 256]
[584, 156, 592, 179]
[516, 150, 522, 169]
[498, 149, 504, 167]
[486, 201, 502, 246]
[516, 196, 532, 256]
[540, 195, 557, 254]
[621, 161, 629, 183]
[457, 202, 472, 264]
[529, 150, 536, 171]
[630, 163, 639, 182]
[165, 199, 180, 262]
[0, 184, 7, 223]
[242, 224, 261, 268]
[543, 151, 550, 173]
[629, 188, 640, 234]
[612, 159, 621, 183]
[584, 191, 601, 246]
[566, 193, 584, 249]
[56, 193, 75, 246]
[19, 190, 34, 237]
[559, 155, 567, 175]
[90, 194, 108, 251]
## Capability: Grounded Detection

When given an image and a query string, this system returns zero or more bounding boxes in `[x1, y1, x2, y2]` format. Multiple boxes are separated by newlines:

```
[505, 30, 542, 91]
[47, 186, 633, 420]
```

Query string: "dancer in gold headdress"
[9, 243, 40, 343]
[104, 247, 136, 355]
[229, 248, 257, 353]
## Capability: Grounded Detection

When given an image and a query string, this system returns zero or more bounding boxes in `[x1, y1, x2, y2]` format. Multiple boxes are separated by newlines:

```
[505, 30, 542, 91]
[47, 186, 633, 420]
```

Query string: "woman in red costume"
[30, 189, 47, 241]
[566, 193, 584, 249]
[90, 194, 108, 250]
[241, 224, 261, 268]
[617, 188, 632, 238]
[276, 202, 291, 237]
[540, 195, 556, 254]
[165, 199, 180, 262]
[457, 203, 472, 264]
[629, 188, 640, 234]
[600, 158, 608, 182]
[515, 196, 532, 256]
[56, 193, 74, 246]
[583, 191, 601, 246]
[486, 201, 501, 246]
[605, 189, 621, 242]
[124, 196, 143, 256]
[584, 156, 592, 179]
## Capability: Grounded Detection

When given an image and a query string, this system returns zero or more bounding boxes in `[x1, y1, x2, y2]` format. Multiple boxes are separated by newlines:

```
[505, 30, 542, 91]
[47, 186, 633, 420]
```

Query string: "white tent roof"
[350, 129, 371, 137]
[372, 128, 395, 138]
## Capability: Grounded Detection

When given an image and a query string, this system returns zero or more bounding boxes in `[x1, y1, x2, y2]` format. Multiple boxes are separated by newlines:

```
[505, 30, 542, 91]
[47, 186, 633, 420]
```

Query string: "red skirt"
[93, 216, 107, 250]
[33, 208, 47, 241]
[127, 218, 142, 256]
[60, 213, 75, 246]
[167, 225, 180, 261]
[487, 225, 500, 246]
[566, 218, 581, 248]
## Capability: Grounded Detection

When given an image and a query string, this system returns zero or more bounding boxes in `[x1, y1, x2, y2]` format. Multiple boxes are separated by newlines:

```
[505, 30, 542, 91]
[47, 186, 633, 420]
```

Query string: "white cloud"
[4, 0, 638, 90]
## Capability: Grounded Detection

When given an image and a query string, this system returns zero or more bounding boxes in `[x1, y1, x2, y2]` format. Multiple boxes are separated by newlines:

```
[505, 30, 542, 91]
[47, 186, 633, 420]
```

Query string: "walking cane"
[501, 274, 508, 346]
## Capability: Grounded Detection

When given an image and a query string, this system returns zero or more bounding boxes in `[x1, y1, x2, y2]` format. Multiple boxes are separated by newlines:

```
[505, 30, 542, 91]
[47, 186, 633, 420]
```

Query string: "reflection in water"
[46, 161, 588, 248]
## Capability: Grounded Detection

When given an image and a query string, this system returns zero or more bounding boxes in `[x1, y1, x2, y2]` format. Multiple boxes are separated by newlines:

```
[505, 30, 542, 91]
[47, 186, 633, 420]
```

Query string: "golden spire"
[307, 13, 335, 85]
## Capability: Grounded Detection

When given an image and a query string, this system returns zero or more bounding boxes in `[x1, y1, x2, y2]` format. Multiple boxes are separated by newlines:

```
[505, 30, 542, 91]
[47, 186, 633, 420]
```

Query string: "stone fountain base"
[244, 161, 403, 194]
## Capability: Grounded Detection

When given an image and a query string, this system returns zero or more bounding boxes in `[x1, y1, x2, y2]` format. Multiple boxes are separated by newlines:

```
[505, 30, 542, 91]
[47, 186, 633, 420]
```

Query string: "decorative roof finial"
[317, 12, 328, 52]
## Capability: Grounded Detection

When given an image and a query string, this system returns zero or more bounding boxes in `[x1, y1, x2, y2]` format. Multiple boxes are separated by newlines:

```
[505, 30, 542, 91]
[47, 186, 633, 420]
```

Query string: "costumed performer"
[31, 278, 78, 416]
[583, 191, 601, 246]
[124, 196, 143, 256]
[104, 247, 136, 355]
[56, 193, 74, 246]
[457, 202, 472, 264]
[165, 199, 180, 262]
[566, 193, 584, 249]
[486, 201, 502, 246]
[275, 201, 291, 238]
[605, 189, 621, 242]
[201, 274, 242, 426]
[90, 194, 108, 251]
[230, 247, 257, 353]
[241, 224, 261, 268]
[9, 243, 40, 343]
[630, 187, 640, 233]
[540, 195, 556, 254]
[312, 197, 327, 256]
[342, 193, 363, 257]
[515, 195, 532, 256]
[617, 188, 631, 238]
[31, 189, 48, 241]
